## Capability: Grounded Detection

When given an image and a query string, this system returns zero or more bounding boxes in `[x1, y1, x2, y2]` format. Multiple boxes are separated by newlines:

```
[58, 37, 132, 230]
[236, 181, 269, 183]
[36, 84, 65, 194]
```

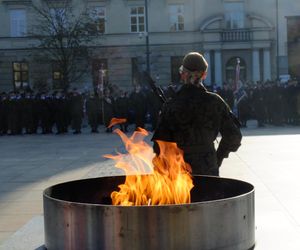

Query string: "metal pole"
[276, 0, 279, 80]
[145, 0, 150, 75]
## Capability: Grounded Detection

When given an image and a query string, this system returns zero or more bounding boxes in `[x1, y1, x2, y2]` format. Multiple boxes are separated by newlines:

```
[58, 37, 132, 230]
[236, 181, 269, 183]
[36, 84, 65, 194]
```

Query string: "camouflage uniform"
[152, 83, 242, 176]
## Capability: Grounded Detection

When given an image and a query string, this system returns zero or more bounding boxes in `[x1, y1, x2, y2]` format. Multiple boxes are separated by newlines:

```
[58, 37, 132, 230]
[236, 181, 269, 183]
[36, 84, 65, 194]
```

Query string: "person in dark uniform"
[53, 91, 66, 134]
[219, 83, 234, 110]
[7, 92, 21, 135]
[146, 89, 162, 131]
[39, 92, 52, 134]
[86, 92, 101, 133]
[0, 92, 9, 135]
[70, 90, 83, 134]
[252, 83, 266, 127]
[114, 89, 129, 132]
[130, 85, 147, 130]
[152, 52, 242, 176]
[102, 88, 114, 133]
[22, 92, 35, 134]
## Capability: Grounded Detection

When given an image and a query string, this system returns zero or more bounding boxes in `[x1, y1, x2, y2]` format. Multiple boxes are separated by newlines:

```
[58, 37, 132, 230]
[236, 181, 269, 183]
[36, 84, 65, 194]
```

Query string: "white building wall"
[0, 0, 299, 91]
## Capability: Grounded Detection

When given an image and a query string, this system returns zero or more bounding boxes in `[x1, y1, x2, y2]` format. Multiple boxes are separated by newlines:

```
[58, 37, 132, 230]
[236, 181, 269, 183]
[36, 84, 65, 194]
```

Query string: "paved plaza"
[1, 124, 300, 249]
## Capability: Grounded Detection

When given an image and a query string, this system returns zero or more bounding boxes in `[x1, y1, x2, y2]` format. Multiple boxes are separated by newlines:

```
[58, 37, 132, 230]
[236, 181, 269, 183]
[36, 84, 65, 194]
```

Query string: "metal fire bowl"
[43, 175, 255, 250]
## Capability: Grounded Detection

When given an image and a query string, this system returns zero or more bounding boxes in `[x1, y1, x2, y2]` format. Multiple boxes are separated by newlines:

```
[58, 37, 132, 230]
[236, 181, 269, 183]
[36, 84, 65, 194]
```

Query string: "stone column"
[252, 49, 260, 82]
[204, 51, 211, 84]
[214, 50, 222, 86]
[263, 49, 271, 81]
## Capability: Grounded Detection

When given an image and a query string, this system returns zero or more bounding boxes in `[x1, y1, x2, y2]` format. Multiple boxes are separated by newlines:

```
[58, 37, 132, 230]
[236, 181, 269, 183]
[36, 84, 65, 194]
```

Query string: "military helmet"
[182, 52, 208, 72]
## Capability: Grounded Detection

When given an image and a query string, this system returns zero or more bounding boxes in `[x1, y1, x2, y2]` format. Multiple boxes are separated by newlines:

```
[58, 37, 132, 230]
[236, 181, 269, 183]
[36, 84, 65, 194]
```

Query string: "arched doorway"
[225, 57, 246, 85]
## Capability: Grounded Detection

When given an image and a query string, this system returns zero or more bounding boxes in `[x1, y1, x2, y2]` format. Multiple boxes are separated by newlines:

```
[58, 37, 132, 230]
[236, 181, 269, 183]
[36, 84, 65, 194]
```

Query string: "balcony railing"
[221, 29, 252, 42]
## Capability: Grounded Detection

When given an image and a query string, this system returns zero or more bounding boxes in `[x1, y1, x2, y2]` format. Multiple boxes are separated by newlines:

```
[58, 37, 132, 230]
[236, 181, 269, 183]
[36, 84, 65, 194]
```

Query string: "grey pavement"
[0, 123, 300, 249]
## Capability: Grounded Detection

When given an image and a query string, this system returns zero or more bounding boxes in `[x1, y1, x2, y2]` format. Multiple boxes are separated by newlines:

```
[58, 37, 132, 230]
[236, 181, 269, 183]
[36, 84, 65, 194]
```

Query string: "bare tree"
[30, 0, 100, 90]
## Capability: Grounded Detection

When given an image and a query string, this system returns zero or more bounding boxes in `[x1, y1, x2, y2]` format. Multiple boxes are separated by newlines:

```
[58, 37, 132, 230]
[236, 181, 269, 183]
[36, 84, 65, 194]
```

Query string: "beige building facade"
[0, 0, 299, 92]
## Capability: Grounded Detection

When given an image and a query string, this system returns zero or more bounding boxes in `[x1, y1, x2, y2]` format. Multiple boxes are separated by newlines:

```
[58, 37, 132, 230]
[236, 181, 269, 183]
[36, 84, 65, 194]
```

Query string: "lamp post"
[145, 0, 150, 75]
[276, 0, 279, 80]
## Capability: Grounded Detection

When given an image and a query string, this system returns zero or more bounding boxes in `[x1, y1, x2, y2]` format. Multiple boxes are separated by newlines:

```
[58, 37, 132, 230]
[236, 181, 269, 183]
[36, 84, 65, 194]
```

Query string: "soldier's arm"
[151, 103, 174, 155]
[217, 103, 242, 167]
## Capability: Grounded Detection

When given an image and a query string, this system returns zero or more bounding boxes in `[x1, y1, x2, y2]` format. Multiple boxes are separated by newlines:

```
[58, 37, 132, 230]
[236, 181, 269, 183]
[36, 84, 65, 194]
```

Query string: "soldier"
[86, 92, 101, 133]
[252, 83, 266, 127]
[219, 83, 234, 110]
[146, 88, 162, 131]
[0, 92, 8, 135]
[39, 92, 52, 134]
[152, 52, 242, 176]
[114, 89, 129, 132]
[102, 88, 114, 133]
[7, 92, 21, 135]
[70, 89, 83, 134]
[53, 91, 66, 134]
[130, 85, 147, 130]
[22, 91, 34, 134]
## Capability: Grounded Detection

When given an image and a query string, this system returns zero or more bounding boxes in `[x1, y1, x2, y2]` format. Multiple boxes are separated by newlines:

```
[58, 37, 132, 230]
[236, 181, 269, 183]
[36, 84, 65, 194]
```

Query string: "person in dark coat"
[38, 92, 53, 134]
[22, 92, 35, 134]
[86, 92, 101, 133]
[114, 89, 129, 132]
[252, 84, 266, 127]
[219, 83, 234, 110]
[284, 80, 298, 125]
[130, 85, 147, 130]
[102, 88, 114, 132]
[146, 89, 162, 131]
[7, 92, 22, 135]
[237, 91, 250, 127]
[70, 90, 83, 134]
[152, 52, 242, 176]
[0, 92, 9, 135]
[53, 91, 66, 134]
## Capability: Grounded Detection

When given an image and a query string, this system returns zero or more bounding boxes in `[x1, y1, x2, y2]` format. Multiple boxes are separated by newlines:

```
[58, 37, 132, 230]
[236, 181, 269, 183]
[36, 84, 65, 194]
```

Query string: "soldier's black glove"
[217, 156, 223, 167]
[216, 150, 225, 167]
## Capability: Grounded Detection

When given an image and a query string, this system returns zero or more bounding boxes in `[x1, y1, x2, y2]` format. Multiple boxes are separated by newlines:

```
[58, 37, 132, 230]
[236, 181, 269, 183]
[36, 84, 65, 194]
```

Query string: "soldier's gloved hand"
[216, 150, 225, 167]
[217, 156, 223, 167]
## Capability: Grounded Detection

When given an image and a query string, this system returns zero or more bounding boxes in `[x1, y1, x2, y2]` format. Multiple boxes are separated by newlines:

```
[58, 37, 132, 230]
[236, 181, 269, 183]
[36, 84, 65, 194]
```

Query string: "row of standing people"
[217, 81, 300, 127]
[0, 86, 163, 136]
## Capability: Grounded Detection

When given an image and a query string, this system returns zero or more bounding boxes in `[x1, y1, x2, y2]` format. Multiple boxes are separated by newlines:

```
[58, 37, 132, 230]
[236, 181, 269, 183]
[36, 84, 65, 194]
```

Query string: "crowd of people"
[216, 79, 300, 127]
[1, 79, 300, 136]
[0, 84, 163, 136]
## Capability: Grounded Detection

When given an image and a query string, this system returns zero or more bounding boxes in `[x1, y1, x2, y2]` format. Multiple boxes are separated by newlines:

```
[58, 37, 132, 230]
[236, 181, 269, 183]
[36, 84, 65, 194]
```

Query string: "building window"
[13, 62, 29, 90]
[10, 9, 27, 37]
[130, 6, 145, 33]
[224, 2, 245, 29]
[50, 8, 67, 33]
[171, 56, 183, 84]
[52, 62, 63, 80]
[53, 71, 62, 81]
[90, 7, 106, 33]
[169, 5, 184, 31]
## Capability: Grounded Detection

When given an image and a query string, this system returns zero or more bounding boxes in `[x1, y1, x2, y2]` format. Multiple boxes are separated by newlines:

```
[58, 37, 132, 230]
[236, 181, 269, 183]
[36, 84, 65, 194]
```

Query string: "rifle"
[142, 71, 167, 104]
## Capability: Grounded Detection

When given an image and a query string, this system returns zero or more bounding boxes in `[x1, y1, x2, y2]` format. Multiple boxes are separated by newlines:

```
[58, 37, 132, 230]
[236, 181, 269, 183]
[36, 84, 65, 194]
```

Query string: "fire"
[108, 118, 127, 128]
[104, 127, 194, 206]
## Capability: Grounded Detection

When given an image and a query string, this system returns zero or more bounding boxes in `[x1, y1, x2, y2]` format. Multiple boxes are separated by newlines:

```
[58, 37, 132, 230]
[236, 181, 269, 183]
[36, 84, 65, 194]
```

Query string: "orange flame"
[108, 118, 127, 128]
[104, 128, 194, 206]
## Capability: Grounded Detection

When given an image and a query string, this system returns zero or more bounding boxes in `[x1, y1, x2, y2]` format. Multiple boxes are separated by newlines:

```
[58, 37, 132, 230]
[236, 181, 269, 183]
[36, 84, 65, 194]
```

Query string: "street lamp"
[276, 0, 279, 80]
